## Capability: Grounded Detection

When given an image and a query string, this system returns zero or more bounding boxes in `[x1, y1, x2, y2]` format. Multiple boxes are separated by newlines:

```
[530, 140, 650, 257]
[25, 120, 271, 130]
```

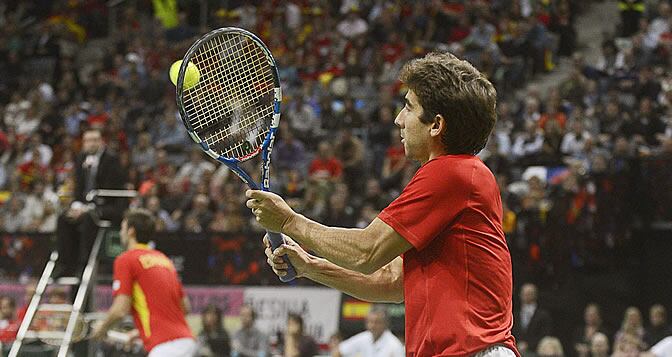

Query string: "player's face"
[395, 90, 433, 163]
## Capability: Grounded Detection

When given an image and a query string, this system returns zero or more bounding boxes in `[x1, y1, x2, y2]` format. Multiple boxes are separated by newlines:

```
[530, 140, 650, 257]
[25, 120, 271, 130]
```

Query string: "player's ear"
[430, 114, 445, 138]
[127, 226, 136, 240]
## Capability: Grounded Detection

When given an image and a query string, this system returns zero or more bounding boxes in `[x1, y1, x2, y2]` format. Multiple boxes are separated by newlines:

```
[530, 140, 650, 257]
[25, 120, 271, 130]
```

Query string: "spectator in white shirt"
[0, 196, 31, 233]
[21, 133, 53, 167]
[512, 121, 544, 160]
[561, 119, 592, 157]
[337, 7, 369, 39]
[333, 306, 404, 357]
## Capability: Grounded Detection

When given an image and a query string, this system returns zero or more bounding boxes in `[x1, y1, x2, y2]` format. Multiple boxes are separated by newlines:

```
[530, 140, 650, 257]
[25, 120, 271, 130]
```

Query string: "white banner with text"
[243, 287, 341, 343]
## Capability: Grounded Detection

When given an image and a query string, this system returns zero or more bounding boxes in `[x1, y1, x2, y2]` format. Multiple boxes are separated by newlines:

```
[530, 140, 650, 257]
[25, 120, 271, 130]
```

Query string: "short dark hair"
[202, 304, 224, 333]
[124, 208, 156, 244]
[368, 304, 390, 325]
[399, 52, 497, 155]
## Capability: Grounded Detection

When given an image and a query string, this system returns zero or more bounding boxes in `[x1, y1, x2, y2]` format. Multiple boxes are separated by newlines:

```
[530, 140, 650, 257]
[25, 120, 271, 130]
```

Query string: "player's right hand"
[263, 234, 311, 279]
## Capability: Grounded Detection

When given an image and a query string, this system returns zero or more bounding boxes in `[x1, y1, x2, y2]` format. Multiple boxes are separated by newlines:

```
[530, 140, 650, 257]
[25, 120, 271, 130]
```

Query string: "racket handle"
[267, 231, 297, 282]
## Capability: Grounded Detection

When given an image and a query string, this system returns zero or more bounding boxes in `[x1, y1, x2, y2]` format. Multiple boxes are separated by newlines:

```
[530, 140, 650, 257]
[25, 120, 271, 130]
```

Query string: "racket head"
[31, 310, 88, 345]
[176, 27, 282, 165]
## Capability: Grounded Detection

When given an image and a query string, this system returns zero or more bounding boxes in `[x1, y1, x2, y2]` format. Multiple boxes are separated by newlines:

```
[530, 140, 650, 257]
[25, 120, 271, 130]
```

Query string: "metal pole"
[57, 227, 106, 357]
[8, 252, 59, 357]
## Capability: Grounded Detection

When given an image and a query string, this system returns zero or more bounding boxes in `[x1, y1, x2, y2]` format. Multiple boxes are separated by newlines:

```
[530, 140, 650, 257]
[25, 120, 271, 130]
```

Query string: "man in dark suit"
[55, 128, 127, 277]
[513, 283, 553, 355]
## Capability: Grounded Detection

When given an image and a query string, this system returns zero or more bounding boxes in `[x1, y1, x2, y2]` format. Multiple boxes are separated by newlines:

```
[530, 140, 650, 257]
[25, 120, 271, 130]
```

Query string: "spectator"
[333, 306, 404, 357]
[614, 307, 646, 352]
[333, 129, 364, 191]
[286, 96, 320, 144]
[0, 296, 18, 344]
[131, 131, 156, 175]
[512, 120, 545, 165]
[644, 304, 672, 348]
[612, 331, 643, 357]
[308, 142, 343, 182]
[514, 283, 553, 354]
[280, 313, 318, 357]
[561, 120, 592, 158]
[337, 7, 368, 40]
[174, 148, 216, 191]
[198, 304, 231, 357]
[232, 304, 268, 357]
[22, 180, 59, 232]
[208, 201, 246, 233]
[590, 332, 610, 357]
[323, 188, 357, 227]
[0, 196, 31, 233]
[536, 336, 564, 357]
[145, 195, 178, 232]
[153, 105, 190, 152]
[273, 128, 307, 173]
[0, 296, 16, 330]
[21, 133, 53, 167]
[573, 303, 609, 357]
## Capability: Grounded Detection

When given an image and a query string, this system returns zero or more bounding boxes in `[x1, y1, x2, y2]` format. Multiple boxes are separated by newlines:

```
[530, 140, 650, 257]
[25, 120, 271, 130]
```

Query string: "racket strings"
[183, 32, 275, 160]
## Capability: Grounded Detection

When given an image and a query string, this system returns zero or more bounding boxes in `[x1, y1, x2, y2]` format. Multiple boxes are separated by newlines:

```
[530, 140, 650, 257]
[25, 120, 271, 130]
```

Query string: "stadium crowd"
[1, 0, 672, 356]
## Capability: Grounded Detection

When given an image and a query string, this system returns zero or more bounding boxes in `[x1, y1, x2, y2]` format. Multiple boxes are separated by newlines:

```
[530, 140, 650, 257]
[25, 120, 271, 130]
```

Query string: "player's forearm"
[98, 306, 126, 333]
[284, 214, 375, 273]
[304, 256, 403, 303]
[99, 296, 131, 333]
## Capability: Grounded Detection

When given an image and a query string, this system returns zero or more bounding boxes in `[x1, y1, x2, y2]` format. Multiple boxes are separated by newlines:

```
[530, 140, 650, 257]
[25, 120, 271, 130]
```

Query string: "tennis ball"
[169, 60, 200, 89]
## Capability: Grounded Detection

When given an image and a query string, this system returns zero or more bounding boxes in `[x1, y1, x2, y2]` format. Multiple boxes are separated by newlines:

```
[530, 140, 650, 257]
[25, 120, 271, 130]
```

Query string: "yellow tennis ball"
[169, 60, 200, 89]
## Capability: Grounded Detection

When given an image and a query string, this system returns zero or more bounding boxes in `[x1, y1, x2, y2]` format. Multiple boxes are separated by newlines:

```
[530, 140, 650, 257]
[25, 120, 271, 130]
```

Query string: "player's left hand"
[246, 190, 296, 233]
[264, 234, 311, 279]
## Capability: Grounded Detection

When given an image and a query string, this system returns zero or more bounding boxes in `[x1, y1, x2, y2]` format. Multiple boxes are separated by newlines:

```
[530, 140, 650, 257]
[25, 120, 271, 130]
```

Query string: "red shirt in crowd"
[308, 157, 343, 179]
[379, 155, 519, 357]
[113, 244, 193, 352]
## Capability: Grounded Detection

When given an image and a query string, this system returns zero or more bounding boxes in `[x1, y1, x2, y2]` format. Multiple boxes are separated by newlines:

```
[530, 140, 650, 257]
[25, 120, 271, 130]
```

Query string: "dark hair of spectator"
[202, 304, 224, 334]
[369, 304, 390, 325]
[124, 208, 156, 244]
[400, 52, 497, 155]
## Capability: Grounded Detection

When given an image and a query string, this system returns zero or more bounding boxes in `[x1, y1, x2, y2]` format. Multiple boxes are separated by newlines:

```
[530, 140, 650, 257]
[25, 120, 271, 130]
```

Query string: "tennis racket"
[175, 27, 296, 282]
[29, 310, 88, 345]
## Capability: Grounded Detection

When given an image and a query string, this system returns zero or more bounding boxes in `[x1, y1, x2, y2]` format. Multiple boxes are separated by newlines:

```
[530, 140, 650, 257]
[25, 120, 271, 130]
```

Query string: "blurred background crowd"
[1, 0, 672, 356]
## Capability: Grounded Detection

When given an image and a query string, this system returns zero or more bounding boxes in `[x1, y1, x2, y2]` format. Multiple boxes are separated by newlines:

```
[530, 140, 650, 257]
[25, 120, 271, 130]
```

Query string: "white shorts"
[472, 345, 517, 357]
[148, 337, 198, 357]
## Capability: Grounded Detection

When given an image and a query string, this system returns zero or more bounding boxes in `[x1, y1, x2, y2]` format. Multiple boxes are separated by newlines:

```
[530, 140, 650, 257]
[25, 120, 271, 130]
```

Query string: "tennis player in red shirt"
[91, 208, 196, 356]
[247, 52, 519, 357]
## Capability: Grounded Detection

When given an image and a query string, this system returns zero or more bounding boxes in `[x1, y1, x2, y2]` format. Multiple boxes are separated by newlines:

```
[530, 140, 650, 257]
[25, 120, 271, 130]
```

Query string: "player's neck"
[422, 143, 448, 164]
[129, 240, 151, 250]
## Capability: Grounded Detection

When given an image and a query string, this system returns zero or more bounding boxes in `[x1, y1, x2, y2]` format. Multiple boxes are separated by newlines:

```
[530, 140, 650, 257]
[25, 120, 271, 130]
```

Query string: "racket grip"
[267, 231, 297, 282]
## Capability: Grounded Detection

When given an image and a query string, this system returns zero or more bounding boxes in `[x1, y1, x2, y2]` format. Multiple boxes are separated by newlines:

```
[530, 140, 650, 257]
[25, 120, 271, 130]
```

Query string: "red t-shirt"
[378, 155, 518, 357]
[113, 245, 193, 352]
[308, 157, 343, 179]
